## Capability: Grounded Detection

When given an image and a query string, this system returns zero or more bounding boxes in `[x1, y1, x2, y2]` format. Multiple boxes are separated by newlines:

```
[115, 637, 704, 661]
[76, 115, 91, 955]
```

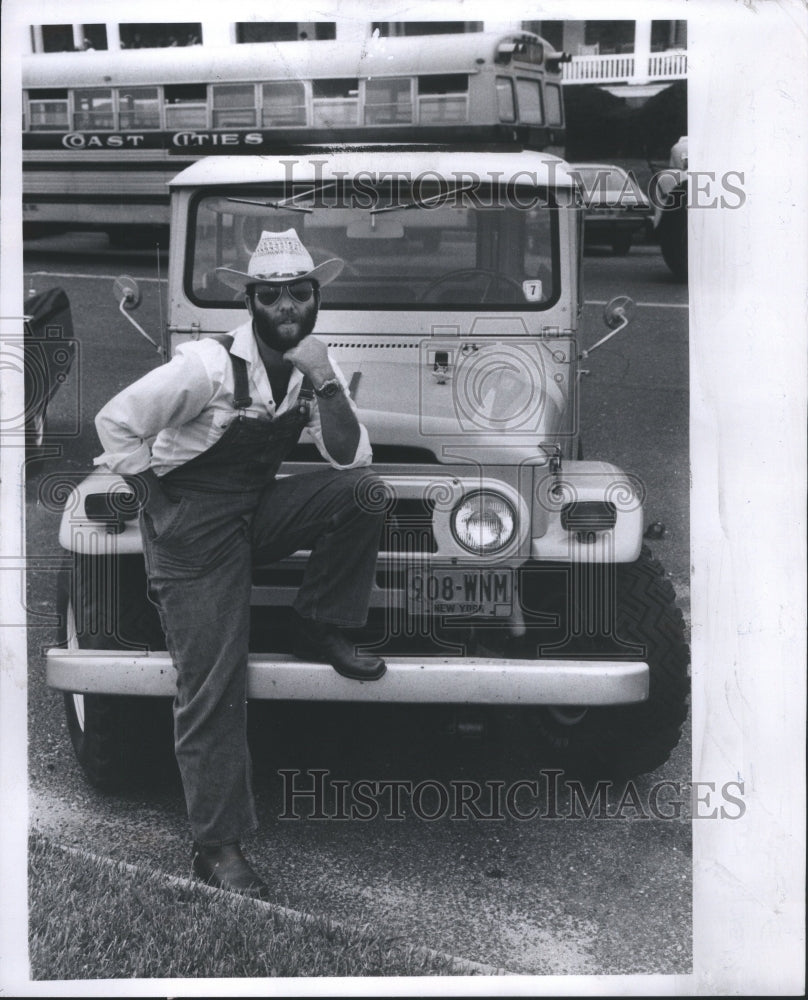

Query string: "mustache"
[276, 307, 301, 321]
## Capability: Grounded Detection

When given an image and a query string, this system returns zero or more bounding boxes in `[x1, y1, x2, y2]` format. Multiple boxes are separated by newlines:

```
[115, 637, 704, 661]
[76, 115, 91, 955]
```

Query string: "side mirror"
[112, 274, 163, 356]
[113, 275, 142, 311]
[579, 295, 636, 360]
[603, 295, 635, 329]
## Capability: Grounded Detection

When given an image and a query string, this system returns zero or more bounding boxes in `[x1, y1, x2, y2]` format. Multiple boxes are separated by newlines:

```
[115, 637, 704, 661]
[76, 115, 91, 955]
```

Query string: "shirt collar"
[230, 320, 260, 363]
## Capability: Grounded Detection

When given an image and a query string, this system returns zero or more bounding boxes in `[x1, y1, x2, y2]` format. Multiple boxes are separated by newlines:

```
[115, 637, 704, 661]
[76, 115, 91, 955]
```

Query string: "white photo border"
[1, 0, 805, 994]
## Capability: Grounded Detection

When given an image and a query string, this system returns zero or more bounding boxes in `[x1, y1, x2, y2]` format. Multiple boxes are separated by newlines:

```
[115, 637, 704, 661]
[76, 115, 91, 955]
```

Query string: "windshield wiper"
[227, 183, 338, 215]
[226, 197, 312, 214]
[369, 183, 475, 216]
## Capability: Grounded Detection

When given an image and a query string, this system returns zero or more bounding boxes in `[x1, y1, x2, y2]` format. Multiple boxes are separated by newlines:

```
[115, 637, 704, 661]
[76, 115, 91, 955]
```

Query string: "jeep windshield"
[187, 182, 559, 310]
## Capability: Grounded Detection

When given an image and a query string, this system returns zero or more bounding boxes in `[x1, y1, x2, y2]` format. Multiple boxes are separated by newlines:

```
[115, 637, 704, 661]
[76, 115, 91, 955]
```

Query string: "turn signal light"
[560, 501, 617, 533]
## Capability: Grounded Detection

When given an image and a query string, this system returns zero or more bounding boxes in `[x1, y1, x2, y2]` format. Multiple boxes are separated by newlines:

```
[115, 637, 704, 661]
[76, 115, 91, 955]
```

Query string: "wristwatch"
[313, 377, 342, 399]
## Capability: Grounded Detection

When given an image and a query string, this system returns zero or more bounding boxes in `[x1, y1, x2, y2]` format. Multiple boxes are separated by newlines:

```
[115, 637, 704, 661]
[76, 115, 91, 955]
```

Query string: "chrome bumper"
[46, 649, 649, 704]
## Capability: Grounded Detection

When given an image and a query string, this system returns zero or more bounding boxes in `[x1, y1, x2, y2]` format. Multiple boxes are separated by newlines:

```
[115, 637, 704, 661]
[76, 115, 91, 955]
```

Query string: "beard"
[252, 300, 319, 354]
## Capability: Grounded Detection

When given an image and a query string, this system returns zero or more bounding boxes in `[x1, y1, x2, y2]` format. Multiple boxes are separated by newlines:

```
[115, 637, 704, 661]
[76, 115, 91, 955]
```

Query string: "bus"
[22, 31, 565, 243]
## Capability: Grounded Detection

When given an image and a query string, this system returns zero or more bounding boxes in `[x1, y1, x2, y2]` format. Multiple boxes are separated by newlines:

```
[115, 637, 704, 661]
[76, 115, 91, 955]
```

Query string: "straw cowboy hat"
[216, 229, 344, 290]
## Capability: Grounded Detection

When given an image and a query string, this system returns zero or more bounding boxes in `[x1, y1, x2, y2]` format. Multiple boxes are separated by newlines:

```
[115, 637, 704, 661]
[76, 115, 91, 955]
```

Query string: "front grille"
[252, 495, 437, 589]
[381, 496, 437, 555]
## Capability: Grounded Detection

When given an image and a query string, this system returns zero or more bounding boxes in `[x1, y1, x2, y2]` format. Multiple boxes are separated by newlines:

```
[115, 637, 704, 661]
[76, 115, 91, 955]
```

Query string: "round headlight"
[451, 491, 517, 554]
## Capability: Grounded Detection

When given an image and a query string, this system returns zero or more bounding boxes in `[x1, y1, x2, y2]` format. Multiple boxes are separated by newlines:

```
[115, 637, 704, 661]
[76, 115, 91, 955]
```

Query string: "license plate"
[407, 567, 513, 617]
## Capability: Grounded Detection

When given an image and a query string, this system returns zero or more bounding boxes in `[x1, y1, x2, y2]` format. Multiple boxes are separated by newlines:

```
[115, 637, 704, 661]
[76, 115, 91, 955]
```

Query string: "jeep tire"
[528, 546, 690, 778]
[57, 555, 174, 790]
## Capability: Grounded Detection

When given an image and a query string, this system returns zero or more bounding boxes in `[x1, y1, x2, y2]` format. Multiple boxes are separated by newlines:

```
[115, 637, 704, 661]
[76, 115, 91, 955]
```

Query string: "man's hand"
[286, 337, 360, 465]
[284, 335, 334, 386]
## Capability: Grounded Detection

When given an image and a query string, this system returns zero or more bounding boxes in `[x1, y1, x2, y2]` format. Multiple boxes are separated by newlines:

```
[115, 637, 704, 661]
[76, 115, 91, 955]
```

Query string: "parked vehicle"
[651, 136, 688, 281]
[23, 286, 76, 447]
[22, 30, 565, 243]
[45, 143, 689, 788]
[569, 163, 652, 255]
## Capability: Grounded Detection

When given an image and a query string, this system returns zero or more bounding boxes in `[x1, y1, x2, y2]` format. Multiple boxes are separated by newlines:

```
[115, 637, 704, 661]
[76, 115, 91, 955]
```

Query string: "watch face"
[316, 379, 341, 399]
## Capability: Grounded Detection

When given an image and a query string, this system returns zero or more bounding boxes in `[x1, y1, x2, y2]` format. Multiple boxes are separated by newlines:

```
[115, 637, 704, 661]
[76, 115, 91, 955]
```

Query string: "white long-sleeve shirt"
[94, 321, 372, 477]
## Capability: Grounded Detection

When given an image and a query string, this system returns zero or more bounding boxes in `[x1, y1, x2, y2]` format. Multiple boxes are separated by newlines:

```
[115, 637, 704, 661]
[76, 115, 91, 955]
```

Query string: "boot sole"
[291, 646, 386, 681]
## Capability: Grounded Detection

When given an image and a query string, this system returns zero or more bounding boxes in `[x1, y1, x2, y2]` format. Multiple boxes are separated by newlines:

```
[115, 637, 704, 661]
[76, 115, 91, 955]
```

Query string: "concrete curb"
[37, 834, 509, 978]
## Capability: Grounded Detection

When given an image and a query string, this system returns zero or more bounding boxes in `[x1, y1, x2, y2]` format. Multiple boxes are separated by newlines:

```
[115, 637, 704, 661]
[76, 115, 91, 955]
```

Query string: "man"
[94, 229, 386, 901]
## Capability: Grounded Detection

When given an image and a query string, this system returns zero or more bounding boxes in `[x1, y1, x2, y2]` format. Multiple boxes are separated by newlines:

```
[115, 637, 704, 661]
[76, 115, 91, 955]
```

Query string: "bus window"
[212, 84, 258, 128]
[364, 78, 413, 125]
[27, 90, 69, 130]
[164, 84, 207, 128]
[73, 88, 114, 130]
[119, 87, 161, 129]
[312, 79, 359, 128]
[417, 74, 468, 123]
[515, 78, 543, 124]
[261, 81, 307, 126]
[495, 76, 516, 123]
[544, 83, 563, 126]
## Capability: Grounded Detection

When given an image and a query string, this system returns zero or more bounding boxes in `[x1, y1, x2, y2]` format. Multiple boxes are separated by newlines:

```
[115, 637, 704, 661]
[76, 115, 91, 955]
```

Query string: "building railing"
[647, 50, 687, 79]
[562, 49, 687, 85]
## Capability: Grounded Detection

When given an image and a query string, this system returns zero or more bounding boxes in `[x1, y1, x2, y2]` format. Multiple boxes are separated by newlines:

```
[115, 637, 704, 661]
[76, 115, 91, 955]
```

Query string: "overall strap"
[219, 335, 252, 410]
[292, 375, 315, 418]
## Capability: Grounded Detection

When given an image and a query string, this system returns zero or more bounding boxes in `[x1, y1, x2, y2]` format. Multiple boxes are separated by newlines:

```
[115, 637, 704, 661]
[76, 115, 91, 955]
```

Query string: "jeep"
[46, 146, 689, 787]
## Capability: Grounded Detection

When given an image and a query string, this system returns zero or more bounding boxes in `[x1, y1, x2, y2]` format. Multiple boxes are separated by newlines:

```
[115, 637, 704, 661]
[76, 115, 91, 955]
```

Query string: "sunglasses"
[252, 281, 316, 306]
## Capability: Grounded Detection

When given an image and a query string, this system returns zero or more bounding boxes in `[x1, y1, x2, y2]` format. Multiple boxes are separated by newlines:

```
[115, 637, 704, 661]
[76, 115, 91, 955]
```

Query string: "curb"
[37, 835, 509, 978]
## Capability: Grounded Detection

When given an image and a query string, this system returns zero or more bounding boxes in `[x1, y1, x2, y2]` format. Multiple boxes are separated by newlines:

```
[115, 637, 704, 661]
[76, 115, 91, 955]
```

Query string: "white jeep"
[47, 147, 689, 786]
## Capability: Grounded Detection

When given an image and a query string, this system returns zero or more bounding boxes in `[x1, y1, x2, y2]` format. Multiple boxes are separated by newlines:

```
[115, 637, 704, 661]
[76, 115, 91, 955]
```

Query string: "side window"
[261, 81, 307, 126]
[27, 90, 69, 130]
[164, 84, 208, 128]
[364, 77, 413, 124]
[212, 84, 258, 128]
[118, 87, 161, 129]
[544, 83, 563, 126]
[515, 78, 544, 125]
[312, 79, 359, 128]
[495, 76, 516, 123]
[417, 74, 468, 123]
[73, 88, 114, 130]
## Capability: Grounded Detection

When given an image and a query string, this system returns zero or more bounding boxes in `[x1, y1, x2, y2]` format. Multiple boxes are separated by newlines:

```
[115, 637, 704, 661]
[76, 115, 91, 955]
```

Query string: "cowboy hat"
[216, 229, 344, 289]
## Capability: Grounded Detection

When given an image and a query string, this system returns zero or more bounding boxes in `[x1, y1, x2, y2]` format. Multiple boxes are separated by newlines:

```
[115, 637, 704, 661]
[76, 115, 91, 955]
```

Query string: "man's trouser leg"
[142, 493, 258, 845]
[252, 467, 385, 627]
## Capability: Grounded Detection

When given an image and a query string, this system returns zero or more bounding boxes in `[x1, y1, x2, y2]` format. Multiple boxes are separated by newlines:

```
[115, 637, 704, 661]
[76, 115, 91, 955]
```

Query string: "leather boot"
[292, 615, 386, 681]
[192, 841, 270, 901]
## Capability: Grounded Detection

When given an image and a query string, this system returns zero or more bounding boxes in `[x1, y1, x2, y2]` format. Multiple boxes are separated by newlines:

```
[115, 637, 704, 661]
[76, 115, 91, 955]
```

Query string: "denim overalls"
[140, 337, 384, 845]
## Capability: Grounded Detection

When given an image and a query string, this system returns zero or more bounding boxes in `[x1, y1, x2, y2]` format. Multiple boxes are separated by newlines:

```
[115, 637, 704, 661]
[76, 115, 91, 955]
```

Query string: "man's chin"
[256, 325, 301, 352]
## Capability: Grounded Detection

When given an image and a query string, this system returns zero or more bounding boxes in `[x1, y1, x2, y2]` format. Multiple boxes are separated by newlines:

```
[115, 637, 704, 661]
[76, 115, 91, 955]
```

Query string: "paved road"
[21, 233, 691, 977]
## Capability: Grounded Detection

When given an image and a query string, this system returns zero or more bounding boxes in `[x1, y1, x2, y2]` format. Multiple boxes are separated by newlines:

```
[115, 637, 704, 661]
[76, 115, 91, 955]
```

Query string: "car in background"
[24, 286, 76, 448]
[651, 137, 688, 282]
[569, 163, 652, 255]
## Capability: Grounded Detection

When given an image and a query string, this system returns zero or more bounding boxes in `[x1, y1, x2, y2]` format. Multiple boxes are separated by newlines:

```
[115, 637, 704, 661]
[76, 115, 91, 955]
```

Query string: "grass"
[28, 833, 479, 980]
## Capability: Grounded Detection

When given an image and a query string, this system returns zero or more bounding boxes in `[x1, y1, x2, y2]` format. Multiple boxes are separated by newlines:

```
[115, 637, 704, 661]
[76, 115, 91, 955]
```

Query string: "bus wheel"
[527, 546, 690, 778]
[57, 558, 174, 790]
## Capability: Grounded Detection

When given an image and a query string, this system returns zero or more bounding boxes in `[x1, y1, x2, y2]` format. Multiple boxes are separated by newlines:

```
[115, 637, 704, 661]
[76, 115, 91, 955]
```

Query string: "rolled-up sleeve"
[305, 360, 373, 470]
[94, 348, 216, 474]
